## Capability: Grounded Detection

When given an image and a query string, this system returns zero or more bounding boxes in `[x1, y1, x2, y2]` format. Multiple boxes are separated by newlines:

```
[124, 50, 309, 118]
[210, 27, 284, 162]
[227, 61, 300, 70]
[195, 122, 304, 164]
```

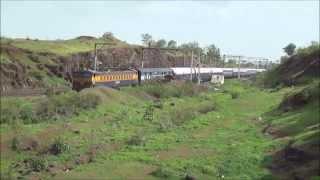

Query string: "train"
[72, 67, 265, 91]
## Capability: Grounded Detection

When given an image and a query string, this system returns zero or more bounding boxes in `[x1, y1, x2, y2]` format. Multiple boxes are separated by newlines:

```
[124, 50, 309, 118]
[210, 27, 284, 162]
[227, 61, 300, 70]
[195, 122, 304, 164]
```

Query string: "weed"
[157, 113, 174, 132]
[230, 91, 240, 99]
[11, 137, 20, 151]
[153, 100, 163, 109]
[49, 137, 70, 155]
[26, 156, 48, 172]
[151, 166, 176, 178]
[127, 133, 146, 146]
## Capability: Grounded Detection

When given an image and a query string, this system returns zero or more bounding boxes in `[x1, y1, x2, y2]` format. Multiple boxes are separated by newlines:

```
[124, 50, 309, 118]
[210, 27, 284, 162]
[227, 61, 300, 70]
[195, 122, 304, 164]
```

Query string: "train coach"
[139, 68, 175, 81]
[72, 67, 265, 91]
[72, 69, 139, 91]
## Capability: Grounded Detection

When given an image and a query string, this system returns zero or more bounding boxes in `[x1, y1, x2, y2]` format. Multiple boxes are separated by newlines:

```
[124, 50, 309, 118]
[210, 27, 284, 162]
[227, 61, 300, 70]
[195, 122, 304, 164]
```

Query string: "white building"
[211, 74, 224, 85]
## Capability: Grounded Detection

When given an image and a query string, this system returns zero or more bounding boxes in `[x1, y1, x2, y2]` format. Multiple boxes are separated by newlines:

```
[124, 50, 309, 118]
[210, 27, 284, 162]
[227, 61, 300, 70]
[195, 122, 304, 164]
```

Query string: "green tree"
[206, 44, 221, 66]
[141, 33, 153, 47]
[156, 39, 167, 48]
[179, 41, 202, 54]
[102, 32, 114, 39]
[283, 43, 296, 56]
[167, 40, 177, 48]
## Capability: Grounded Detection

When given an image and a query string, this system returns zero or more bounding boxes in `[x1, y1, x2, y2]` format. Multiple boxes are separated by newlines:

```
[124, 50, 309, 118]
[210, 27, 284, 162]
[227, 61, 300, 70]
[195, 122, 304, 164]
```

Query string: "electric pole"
[190, 50, 194, 81]
[238, 56, 241, 79]
[198, 53, 201, 85]
[94, 42, 116, 71]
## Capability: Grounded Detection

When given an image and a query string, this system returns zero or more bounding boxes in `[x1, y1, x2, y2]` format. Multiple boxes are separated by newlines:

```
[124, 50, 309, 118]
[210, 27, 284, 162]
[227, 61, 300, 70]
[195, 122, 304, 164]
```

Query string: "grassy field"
[1, 36, 128, 56]
[0, 80, 318, 179]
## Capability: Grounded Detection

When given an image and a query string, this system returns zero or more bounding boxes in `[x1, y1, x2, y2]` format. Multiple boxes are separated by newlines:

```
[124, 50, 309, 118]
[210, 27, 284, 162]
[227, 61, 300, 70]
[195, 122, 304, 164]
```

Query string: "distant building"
[211, 74, 224, 85]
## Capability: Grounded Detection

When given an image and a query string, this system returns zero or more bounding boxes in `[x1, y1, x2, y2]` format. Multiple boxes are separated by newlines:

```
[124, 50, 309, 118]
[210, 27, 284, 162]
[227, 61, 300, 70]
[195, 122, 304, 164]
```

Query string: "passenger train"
[72, 67, 265, 91]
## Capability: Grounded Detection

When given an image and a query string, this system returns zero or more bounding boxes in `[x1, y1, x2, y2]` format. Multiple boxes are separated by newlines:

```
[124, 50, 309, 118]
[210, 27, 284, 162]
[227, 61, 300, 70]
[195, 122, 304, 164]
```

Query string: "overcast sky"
[1, 1, 319, 60]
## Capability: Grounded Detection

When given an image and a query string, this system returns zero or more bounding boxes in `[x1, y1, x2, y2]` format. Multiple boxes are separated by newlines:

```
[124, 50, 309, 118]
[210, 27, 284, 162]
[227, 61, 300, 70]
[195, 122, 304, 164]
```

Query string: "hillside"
[0, 36, 189, 90]
[258, 44, 320, 179]
[261, 44, 319, 88]
[0, 36, 127, 90]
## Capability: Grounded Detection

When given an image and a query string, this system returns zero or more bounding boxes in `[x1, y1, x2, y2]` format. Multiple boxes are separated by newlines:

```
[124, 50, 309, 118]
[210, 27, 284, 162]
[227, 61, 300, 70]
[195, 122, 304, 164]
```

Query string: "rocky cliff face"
[1, 40, 192, 90]
[1, 44, 69, 90]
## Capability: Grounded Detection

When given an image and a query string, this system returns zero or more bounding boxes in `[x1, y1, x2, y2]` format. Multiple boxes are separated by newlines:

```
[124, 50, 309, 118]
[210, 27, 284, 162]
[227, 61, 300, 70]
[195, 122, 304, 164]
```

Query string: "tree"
[179, 41, 202, 54]
[206, 44, 221, 65]
[283, 43, 296, 56]
[156, 39, 167, 48]
[102, 32, 114, 39]
[167, 40, 177, 48]
[141, 33, 153, 47]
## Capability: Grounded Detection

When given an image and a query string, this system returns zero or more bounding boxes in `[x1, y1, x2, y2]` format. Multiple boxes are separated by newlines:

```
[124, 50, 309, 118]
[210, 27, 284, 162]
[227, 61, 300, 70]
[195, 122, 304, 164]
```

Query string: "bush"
[197, 102, 215, 114]
[171, 106, 197, 125]
[0, 98, 36, 124]
[36, 91, 101, 121]
[20, 104, 35, 124]
[26, 156, 48, 172]
[79, 92, 102, 109]
[153, 100, 163, 109]
[1, 91, 102, 125]
[127, 133, 146, 146]
[230, 91, 240, 99]
[140, 82, 207, 99]
[49, 137, 70, 155]
[157, 113, 174, 132]
[151, 166, 175, 178]
[11, 137, 20, 151]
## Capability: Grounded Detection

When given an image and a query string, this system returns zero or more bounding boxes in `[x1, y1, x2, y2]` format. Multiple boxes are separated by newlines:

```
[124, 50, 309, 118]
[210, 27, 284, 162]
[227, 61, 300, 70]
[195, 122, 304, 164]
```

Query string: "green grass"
[263, 82, 320, 147]
[0, 80, 318, 179]
[1, 37, 127, 56]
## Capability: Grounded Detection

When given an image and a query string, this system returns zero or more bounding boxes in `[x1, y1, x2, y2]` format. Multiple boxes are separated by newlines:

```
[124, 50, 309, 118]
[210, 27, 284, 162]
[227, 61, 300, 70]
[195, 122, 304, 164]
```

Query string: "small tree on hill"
[167, 40, 177, 48]
[102, 32, 114, 39]
[156, 39, 167, 48]
[141, 33, 153, 47]
[283, 43, 296, 56]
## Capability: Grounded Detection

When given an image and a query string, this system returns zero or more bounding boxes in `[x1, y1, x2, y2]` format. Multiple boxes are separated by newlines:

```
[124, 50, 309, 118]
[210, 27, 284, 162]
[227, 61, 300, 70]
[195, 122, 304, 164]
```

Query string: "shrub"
[79, 92, 102, 109]
[230, 91, 240, 99]
[36, 91, 101, 121]
[171, 106, 197, 125]
[127, 133, 146, 146]
[0, 99, 22, 124]
[20, 104, 35, 124]
[11, 137, 20, 151]
[197, 102, 215, 114]
[1, 91, 102, 125]
[153, 100, 163, 109]
[49, 137, 70, 155]
[140, 82, 207, 99]
[30, 71, 43, 80]
[157, 113, 174, 132]
[151, 166, 175, 178]
[26, 156, 48, 172]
